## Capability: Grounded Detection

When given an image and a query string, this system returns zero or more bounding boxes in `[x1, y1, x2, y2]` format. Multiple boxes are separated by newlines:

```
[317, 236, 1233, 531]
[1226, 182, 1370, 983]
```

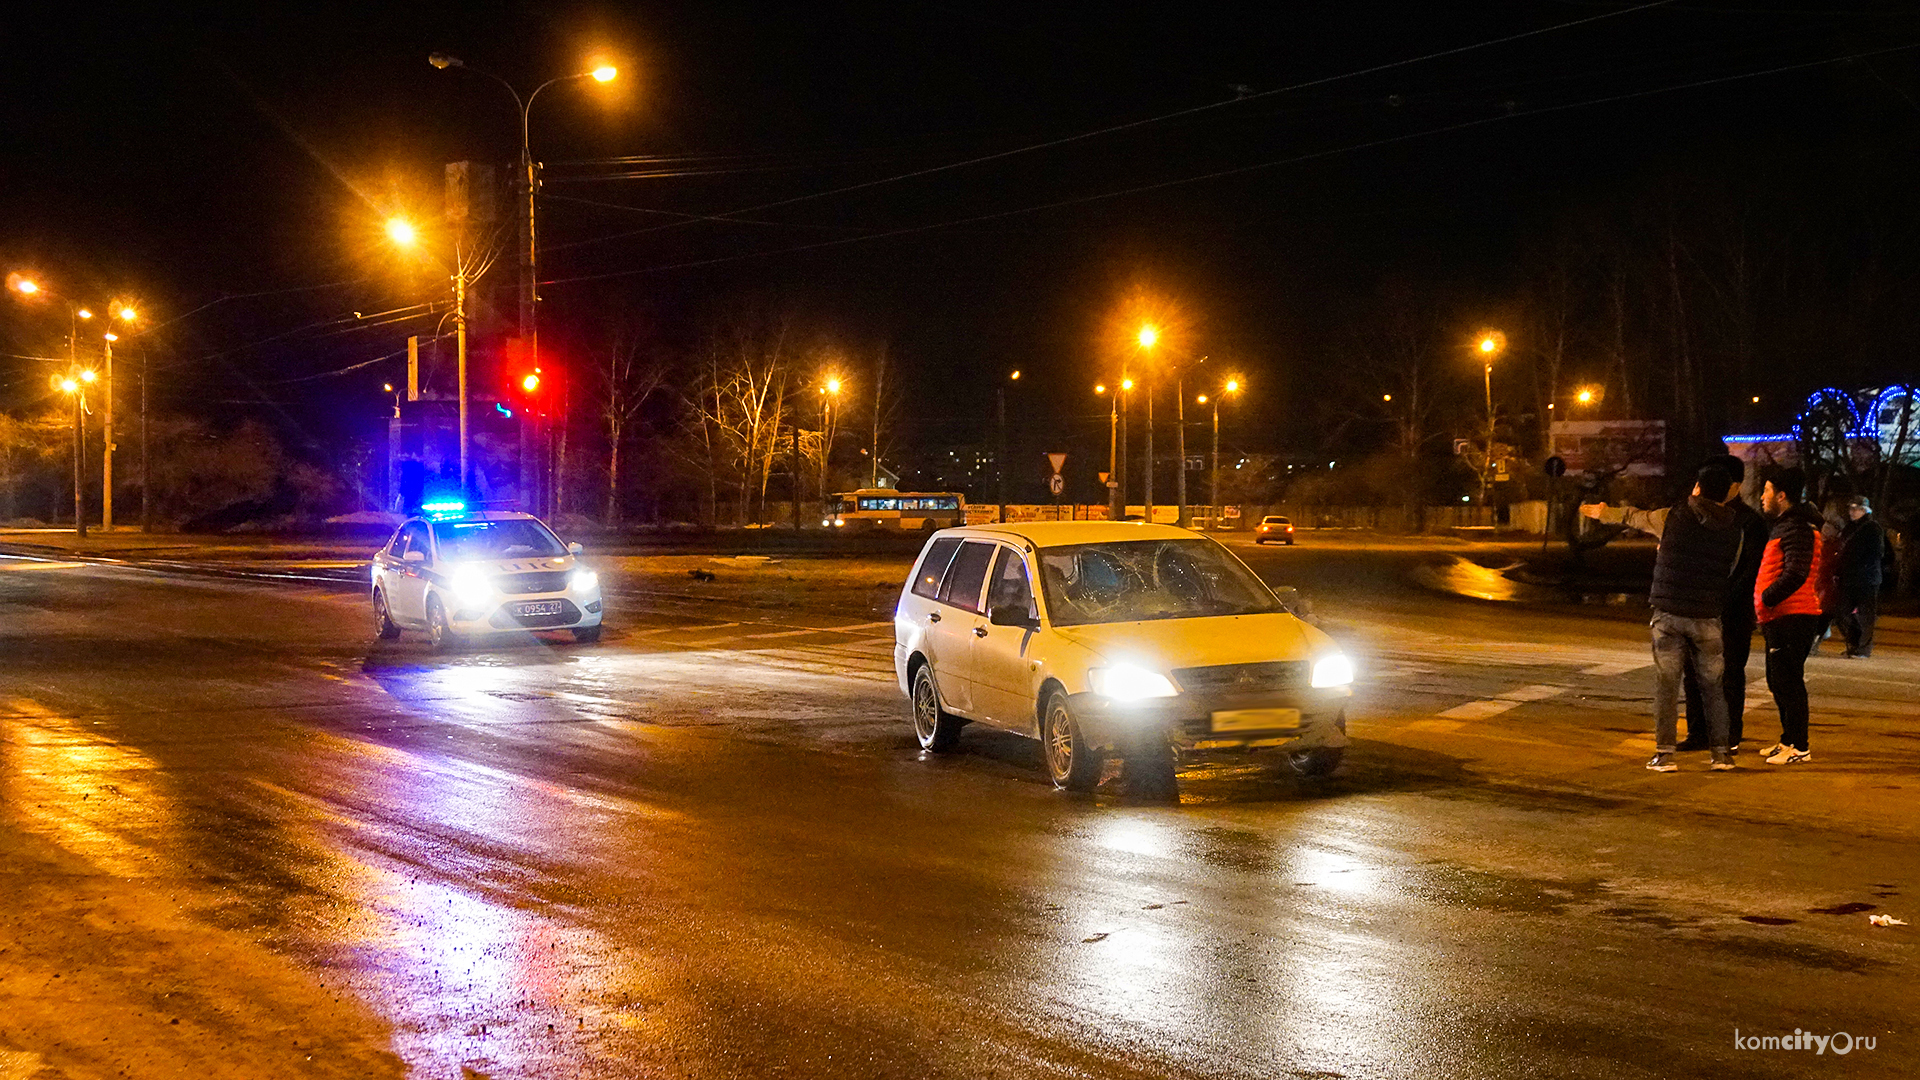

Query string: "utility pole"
[455, 256, 469, 494]
[1143, 377, 1154, 522]
[1175, 370, 1187, 527]
[1210, 395, 1220, 527]
[72, 385, 86, 538]
[996, 381, 1008, 524]
[141, 350, 150, 531]
[102, 336, 113, 530]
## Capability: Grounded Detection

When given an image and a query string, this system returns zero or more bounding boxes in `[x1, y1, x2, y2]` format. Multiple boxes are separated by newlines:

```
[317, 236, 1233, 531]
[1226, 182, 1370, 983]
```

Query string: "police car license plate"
[516, 601, 563, 616]
[1210, 708, 1300, 733]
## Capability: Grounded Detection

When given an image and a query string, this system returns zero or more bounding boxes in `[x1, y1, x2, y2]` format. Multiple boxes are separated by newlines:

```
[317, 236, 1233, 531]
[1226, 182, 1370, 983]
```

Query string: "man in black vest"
[1581, 464, 1744, 771]
[1678, 454, 1769, 752]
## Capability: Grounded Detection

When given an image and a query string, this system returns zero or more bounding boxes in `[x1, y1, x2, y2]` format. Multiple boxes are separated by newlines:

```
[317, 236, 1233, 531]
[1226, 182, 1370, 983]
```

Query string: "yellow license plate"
[1210, 708, 1301, 733]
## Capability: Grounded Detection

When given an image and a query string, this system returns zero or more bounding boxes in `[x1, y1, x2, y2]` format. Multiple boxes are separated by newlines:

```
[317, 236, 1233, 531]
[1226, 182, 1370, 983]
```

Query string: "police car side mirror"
[567, 541, 584, 555]
[403, 550, 426, 564]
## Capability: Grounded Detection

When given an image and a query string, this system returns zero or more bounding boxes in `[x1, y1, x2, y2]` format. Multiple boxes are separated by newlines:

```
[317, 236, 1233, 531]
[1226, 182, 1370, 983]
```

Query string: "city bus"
[824, 489, 966, 531]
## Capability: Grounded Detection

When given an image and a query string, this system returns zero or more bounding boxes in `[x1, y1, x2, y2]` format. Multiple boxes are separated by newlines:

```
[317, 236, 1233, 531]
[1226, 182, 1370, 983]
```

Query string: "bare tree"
[597, 325, 670, 525]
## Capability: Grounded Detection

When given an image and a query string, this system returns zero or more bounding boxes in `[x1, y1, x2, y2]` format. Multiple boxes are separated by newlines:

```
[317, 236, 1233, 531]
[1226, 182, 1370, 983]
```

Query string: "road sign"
[1098, 471, 1110, 484]
[1049, 474, 1065, 496]
[1544, 455, 1566, 478]
[1047, 452, 1067, 474]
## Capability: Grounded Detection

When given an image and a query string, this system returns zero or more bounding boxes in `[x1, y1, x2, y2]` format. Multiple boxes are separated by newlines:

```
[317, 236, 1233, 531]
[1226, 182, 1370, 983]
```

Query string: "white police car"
[371, 504, 604, 650]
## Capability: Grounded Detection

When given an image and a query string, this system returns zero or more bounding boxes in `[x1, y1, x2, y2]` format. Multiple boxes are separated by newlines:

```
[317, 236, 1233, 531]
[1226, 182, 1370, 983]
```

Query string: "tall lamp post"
[53, 369, 97, 537]
[100, 306, 136, 530]
[430, 53, 616, 510]
[820, 374, 843, 513]
[1476, 331, 1506, 508]
[1136, 325, 1159, 520]
[1199, 376, 1241, 528]
[996, 369, 1019, 523]
[8, 278, 137, 530]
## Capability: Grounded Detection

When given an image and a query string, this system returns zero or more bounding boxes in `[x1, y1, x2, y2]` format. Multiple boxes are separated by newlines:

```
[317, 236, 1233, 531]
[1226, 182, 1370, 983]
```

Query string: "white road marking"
[1437, 699, 1523, 720]
[1498, 683, 1569, 702]
[0, 560, 89, 571]
[741, 627, 834, 639]
[1582, 661, 1650, 676]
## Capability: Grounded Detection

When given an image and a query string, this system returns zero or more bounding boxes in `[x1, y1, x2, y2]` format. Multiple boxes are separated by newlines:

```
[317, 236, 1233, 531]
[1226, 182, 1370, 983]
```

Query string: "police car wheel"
[427, 597, 463, 653]
[571, 625, 602, 644]
[372, 590, 401, 641]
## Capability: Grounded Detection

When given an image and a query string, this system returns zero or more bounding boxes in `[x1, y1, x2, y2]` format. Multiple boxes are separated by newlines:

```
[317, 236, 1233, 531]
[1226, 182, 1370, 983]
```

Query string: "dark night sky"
[5, 1, 1920, 460]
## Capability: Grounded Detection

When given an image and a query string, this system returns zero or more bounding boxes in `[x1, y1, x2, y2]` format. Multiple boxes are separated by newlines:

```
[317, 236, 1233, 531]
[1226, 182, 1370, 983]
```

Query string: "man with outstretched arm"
[1580, 463, 1745, 772]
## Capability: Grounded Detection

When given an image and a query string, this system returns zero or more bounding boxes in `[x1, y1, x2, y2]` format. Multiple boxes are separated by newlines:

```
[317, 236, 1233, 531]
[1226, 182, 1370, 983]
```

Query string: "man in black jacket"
[1679, 455, 1769, 751]
[1581, 463, 1744, 771]
[1831, 495, 1886, 658]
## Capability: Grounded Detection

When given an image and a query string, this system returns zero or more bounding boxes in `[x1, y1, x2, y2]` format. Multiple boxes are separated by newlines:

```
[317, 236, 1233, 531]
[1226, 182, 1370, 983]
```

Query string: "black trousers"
[1836, 585, 1879, 657]
[1763, 615, 1821, 751]
[1685, 614, 1755, 746]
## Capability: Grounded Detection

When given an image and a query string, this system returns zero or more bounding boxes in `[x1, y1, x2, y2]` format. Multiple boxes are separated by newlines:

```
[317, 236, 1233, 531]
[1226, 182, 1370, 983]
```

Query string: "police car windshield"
[432, 519, 566, 560]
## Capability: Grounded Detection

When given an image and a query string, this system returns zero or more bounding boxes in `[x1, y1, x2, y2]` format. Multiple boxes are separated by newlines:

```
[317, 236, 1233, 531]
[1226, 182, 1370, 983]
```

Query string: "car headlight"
[448, 566, 495, 608]
[570, 569, 599, 593]
[1088, 664, 1177, 701]
[1311, 654, 1354, 688]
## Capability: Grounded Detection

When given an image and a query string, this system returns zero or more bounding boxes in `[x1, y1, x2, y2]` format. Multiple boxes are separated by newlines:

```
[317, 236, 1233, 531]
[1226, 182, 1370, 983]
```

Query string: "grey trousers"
[1651, 611, 1730, 753]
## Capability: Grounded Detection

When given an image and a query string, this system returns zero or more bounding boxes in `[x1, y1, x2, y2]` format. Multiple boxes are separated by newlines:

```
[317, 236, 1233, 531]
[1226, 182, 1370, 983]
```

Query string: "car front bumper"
[448, 593, 604, 633]
[1067, 685, 1351, 754]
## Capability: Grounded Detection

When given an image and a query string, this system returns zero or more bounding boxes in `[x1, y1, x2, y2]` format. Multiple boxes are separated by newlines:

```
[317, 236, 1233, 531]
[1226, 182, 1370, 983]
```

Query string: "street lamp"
[1475, 331, 1506, 508]
[995, 370, 1018, 523]
[819, 375, 844, 515]
[388, 214, 478, 494]
[1136, 324, 1160, 520]
[430, 52, 619, 511]
[100, 306, 136, 530]
[1202, 376, 1242, 528]
[52, 369, 95, 537]
[10, 276, 139, 531]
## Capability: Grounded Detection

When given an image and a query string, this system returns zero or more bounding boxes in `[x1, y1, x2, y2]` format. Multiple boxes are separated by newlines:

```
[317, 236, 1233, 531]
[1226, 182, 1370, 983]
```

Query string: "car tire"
[426, 596, 463, 653]
[1286, 747, 1344, 778]
[919, 519, 937, 533]
[1286, 538, 1296, 546]
[571, 625, 603, 643]
[1042, 689, 1102, 792]
[910, 663, 963, 752]
[372, 589, 401, 641]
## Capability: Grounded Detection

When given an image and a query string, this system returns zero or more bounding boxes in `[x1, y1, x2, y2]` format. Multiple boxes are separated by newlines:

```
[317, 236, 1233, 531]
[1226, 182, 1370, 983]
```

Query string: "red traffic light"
[521, 372, 540, 393]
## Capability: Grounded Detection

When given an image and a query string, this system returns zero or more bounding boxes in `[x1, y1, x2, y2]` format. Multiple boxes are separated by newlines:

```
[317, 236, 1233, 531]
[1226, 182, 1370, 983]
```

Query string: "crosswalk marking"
[0, 560, 89, 572]
[1582, 661, 1650, 676]
[1438, 699, 1524, 720]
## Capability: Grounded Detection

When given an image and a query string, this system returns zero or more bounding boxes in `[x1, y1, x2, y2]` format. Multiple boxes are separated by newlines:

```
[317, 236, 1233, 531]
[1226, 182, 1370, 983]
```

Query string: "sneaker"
[1765, 746, 1812, 765]
[1709, 751, 1736, 771]
[1646, 752, 1678, 772]
[1754, 743, 1788, 760]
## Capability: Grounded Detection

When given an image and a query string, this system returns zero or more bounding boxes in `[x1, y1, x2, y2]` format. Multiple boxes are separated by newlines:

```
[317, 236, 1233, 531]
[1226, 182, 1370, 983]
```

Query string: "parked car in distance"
[893, 521, 1351, 792]
[1255, 515, 1296, 544]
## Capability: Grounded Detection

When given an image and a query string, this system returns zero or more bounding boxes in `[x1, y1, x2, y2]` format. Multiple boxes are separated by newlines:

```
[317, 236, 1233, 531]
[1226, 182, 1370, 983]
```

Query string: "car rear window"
[938, 541, 996, 612]
[910, 537, 963, 599]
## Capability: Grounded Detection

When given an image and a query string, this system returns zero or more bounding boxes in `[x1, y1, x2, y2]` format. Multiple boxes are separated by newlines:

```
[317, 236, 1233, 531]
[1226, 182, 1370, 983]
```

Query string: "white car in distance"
[371, 506, 604, 651]
[894, 521, 1352, 791]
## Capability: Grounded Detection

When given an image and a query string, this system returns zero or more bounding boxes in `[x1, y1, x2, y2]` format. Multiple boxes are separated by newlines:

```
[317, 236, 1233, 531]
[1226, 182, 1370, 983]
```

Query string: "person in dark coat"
[1831, 495, 1886, 658]
[1581, 463, 1744, 771]
[1678, 454, 1768, 752]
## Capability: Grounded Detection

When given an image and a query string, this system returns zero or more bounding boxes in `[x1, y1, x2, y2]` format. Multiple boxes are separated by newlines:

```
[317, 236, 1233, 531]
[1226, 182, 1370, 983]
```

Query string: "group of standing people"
[1580, 456, 1888, 771]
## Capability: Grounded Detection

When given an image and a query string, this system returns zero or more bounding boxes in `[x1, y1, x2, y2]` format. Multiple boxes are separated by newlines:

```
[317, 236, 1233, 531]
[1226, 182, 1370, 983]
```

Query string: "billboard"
[1548, 420, 1666, 478]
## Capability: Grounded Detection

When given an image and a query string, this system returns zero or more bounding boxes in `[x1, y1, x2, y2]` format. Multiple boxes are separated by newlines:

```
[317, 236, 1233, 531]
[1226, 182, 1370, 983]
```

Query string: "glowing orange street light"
[591, 65, 618, 83]
[76, 307, 93, 320]
[1138, 324, 1159, 349]
[13, 278, 38, 295]
[386, 218, 418, 247]
[1576, 388, 1594, 404]
[522, 372, 541, 392]
[59, 377, 79, 393]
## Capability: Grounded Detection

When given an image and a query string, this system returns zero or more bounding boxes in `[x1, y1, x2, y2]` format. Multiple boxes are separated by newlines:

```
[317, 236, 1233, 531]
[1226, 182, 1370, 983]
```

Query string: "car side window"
[910, 538, 963, 600]
[938, 540, 996, 613]
[399, 522, 431, 560]
[986, 547, 1036, 620]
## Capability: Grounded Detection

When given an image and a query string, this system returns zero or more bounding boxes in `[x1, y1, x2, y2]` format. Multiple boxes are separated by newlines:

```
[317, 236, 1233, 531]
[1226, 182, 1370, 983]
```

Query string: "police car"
[371, 503, 604, 650]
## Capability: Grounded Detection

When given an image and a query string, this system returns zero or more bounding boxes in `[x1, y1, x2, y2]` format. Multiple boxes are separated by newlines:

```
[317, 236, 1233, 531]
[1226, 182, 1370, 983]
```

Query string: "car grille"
[496, 570, 571, 595]
[1173, 660, 1310, 695]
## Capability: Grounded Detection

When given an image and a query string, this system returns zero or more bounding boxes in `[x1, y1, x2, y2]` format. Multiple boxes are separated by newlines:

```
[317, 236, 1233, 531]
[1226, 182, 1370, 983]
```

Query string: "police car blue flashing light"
[421, 500, 468, 518]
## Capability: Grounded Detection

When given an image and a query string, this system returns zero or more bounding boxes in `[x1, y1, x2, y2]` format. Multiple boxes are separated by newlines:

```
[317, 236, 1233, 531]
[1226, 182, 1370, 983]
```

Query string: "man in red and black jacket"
[1754, 467, 1825, 765]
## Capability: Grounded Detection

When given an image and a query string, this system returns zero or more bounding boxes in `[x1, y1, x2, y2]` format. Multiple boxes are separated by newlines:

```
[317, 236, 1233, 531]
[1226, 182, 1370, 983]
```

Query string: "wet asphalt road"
[1, 542, 1915, 1079]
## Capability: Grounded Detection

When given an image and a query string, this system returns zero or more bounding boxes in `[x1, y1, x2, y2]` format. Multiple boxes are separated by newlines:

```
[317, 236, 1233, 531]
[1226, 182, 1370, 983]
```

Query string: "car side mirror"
[403, 550, 426, 564]
[567, 541, 584, 555]
[989, 604, 1037, 629]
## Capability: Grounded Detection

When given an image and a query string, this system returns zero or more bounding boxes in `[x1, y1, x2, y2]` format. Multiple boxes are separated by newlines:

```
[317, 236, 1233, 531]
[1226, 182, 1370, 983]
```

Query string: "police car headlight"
[1311, 654, 1354, 688]
[1088, 664, 1177, 701]
[449, 566, 494, 607]
[570, 569, 599, 593]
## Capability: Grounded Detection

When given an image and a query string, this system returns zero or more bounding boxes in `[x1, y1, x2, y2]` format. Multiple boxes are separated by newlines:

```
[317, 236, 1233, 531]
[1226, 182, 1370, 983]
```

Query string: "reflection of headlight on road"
[1311, 654, 1354, 688]
[449, 566, 494, 607]
[570, 569, 599, 592]
[1089, 664, 1177, 700]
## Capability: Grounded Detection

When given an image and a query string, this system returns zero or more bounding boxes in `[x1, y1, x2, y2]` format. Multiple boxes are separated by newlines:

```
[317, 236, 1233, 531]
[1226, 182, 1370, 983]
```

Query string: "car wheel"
[1286, 747, 1344, 778]
[1042, 689, 1102, 792]
[426, 596, 463, 653]
[571, 625, 603, 643]
[1286, 538, 1296, 546]
[910, 664, 963, 752]
[919, 519, 937, 533]
[372, 589, 401, 641]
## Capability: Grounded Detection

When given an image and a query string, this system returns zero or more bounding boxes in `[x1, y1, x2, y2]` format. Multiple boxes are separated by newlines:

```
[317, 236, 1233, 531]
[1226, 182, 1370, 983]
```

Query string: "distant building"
[1723, 385, 1919, 492]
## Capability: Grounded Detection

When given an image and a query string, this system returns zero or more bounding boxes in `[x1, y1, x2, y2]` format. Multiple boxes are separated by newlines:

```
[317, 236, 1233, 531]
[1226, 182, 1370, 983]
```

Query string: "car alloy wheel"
[426, 596, 462, 653]
[1043, 689, 1101, 792]
[372, 590, 401, 641]
[911, 664, 961, 752]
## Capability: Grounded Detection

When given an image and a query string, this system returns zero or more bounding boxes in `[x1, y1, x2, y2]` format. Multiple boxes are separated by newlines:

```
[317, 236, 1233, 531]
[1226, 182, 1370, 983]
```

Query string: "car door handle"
[973, 626, 988, 638]
[927, 612, 941, 623]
